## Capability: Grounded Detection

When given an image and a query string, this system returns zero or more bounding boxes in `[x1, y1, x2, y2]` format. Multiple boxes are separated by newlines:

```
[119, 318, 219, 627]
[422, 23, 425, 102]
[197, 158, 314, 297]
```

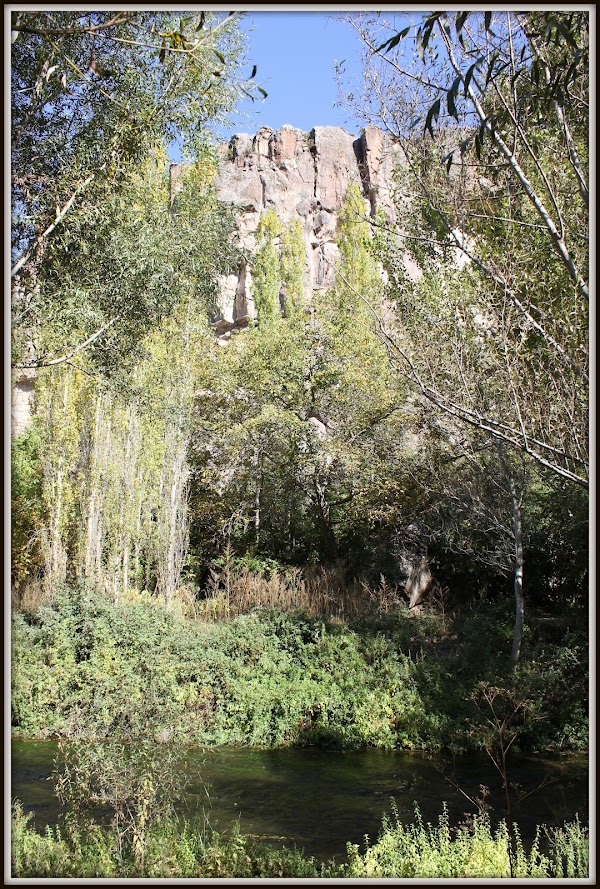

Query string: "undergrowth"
[11, 801, 588, 879]
[346, 803, 589, 879]
[11, 581, 588, 753]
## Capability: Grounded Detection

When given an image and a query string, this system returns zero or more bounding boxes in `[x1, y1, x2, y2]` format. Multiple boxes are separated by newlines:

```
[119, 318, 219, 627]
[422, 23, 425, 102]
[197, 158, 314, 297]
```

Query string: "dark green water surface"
[11, 740, 588, 862]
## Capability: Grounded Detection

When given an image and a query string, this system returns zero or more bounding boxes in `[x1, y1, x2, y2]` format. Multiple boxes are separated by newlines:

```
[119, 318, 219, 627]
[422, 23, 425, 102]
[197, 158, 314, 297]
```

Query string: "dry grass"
[195, 564, 408, 622]
[12, 578, 50, 614]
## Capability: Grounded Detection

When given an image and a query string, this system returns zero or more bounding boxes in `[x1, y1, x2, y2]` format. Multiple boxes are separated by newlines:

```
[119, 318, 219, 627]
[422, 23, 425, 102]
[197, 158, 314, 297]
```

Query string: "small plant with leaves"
[52, 671, 190, 872]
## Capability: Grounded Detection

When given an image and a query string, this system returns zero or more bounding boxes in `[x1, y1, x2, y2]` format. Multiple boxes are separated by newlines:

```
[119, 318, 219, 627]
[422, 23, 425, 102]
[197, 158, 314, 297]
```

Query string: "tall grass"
[12, 800, 588, 879]
[346, 803, 589, 879]
[196, 562, 407, 621]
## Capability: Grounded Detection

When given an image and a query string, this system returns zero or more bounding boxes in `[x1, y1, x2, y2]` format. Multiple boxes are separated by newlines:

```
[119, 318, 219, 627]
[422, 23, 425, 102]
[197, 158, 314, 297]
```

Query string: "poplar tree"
[280, 218, 306, 320]
[252, 209, 282, 327]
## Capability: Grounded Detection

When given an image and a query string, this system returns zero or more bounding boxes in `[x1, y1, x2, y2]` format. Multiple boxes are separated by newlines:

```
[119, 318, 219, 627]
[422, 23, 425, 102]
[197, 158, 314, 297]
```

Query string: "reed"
[196, 563, 408, 621]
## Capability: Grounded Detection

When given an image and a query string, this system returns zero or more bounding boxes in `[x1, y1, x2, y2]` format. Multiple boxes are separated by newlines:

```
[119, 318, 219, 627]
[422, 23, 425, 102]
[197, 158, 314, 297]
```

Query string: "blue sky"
[213, 11, 367, 141]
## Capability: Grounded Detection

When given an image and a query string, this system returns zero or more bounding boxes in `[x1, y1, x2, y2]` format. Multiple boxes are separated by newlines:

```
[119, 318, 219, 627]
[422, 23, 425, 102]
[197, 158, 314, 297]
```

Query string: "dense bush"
[10, 801, 337, 878]
[11, 584, 588, 752]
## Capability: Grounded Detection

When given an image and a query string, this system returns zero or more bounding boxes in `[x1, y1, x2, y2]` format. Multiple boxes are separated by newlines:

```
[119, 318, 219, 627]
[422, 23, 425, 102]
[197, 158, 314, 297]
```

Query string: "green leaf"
[374, 26, 410, 54]
[485, 51, 499, 88]
[257, 86, 267, 98]
[464, 57, 484, 96]
[213, 49, 225, 65]
[443, 148, 455, 173]
[447, 76, 461, 120]
[478, 116, 494, 150]
[424, 96, 441, 136]
[455, 11, 469, 46]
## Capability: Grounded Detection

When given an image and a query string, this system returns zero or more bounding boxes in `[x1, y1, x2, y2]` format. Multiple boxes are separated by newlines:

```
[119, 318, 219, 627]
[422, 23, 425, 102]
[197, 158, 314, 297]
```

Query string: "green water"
[11, 740, 588, 862]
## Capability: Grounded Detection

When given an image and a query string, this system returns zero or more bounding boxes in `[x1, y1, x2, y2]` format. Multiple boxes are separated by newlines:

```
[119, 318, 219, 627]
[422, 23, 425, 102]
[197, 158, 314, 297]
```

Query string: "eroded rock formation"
[210, 124, 406, 334]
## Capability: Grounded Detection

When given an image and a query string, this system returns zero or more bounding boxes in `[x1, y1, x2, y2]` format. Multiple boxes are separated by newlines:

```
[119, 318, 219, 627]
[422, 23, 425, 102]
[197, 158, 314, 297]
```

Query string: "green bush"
[11, 584, 588, 753]
[10, 801, 338, 878]
[12, 801, 588, 879]
[346, 803, 588, 879]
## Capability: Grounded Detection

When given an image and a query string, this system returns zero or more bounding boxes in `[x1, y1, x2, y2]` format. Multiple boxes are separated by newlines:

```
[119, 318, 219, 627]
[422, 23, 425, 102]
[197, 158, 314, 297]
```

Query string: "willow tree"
[339, 11, 589, 488]
[11, 10, 261, 376]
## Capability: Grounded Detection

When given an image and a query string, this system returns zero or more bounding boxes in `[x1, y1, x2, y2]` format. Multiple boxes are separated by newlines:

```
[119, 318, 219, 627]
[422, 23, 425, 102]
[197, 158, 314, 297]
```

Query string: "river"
[11, 740, 588, 863]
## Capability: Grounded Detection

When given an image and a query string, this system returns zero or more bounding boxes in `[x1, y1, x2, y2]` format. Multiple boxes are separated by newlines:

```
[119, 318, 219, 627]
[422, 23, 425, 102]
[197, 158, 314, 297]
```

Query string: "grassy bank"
[11, 800, 588, 879]
[12, 583, 588, 753]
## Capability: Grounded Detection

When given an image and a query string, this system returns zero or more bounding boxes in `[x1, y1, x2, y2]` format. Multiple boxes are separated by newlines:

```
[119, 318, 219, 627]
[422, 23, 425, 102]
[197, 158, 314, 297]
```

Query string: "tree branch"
[12, 316, 120, 370]
[438, 22, 589, 301]
[11, 175, 95, 278]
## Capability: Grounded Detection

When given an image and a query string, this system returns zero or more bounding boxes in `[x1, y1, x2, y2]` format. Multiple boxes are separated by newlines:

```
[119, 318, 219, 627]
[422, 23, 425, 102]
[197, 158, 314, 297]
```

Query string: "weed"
[11, 800, 588, 879]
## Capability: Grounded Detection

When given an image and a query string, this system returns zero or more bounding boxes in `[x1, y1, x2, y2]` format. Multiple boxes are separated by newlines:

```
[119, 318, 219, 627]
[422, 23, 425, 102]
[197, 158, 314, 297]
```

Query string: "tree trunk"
[508, 473, 524, 666]
[313, 474, 338, 561]
[254, 447, 262, 545]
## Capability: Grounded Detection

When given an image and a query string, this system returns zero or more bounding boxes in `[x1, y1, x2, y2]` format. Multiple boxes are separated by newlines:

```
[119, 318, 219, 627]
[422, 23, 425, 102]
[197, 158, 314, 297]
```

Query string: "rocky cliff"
[194, 124, 408, 338]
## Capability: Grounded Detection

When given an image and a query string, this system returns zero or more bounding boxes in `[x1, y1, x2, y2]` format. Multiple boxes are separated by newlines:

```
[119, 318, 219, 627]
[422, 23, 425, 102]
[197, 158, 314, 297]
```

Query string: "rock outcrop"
[11, 369, 36, 437]
[209, 124, 406, 334]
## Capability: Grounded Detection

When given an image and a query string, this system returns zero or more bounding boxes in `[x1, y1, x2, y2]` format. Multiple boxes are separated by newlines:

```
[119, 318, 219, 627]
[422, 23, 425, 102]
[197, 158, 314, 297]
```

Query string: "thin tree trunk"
[313, 475, 338, 561]
[508, 473, 524, 666]
[166, 473, 179, 611]
[254, 447, 262, 544]
[45, 371, 71, 591]
[85, 397, 109, 588]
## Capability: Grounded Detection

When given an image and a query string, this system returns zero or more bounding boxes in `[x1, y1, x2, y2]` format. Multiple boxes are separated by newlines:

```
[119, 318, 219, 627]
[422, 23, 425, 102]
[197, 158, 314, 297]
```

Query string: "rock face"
[11, 370, 36, 437]
[210, 124, 406, 331]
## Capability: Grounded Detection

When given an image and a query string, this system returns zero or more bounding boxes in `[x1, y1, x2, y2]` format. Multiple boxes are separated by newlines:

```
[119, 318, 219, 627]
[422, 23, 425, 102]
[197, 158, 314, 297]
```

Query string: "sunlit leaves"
[11, 10, 261, 370]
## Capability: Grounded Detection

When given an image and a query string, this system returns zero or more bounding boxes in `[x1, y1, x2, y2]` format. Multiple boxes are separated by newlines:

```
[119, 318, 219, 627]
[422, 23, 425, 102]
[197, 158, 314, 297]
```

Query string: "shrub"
[12, 801, 588, 879]
[346, 803, 588, 879]
[11, 582, 588, 753]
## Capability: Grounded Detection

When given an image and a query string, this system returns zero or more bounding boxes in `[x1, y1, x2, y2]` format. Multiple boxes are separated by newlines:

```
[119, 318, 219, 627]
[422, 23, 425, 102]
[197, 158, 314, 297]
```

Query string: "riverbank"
[11, 799, 588, 878]
[12, 584, 588, 753]
[11, 583, 589, 879]
[12, 739, 589, 865]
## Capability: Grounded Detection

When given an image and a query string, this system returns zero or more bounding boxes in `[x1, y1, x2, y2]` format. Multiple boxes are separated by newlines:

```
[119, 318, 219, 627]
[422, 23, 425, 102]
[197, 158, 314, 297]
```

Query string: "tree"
[252, 209, 282, 327]
[413, 426, 531, 664]
[338, 11, 589, 488]
[11, 10, 262, 373]
[13, 141, 235, 604]
[280, 218, 306, 320]
[189, 190, 411, 571]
